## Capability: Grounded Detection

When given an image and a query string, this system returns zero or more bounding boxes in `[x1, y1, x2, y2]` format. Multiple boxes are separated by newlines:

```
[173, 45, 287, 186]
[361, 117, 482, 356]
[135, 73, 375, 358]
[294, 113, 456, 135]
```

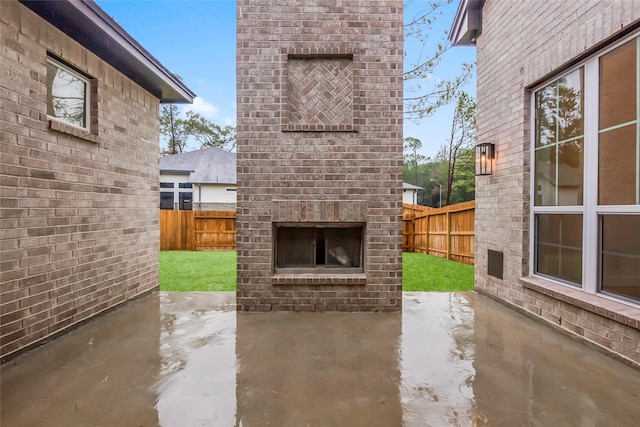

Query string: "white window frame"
[46, 56, 91, 131]
[530, 32, 640, 304]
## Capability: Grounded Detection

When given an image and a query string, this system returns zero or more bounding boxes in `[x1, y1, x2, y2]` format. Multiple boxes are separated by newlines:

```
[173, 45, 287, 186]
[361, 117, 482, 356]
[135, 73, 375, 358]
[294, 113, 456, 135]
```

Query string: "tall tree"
[403, 0, 474, 121]
[184, 111, 236, 152]
[443, 92, 476, 205]
[159, 104, 189, 155]
[448, 146, 475, 204]
[403, 137, 428, 184]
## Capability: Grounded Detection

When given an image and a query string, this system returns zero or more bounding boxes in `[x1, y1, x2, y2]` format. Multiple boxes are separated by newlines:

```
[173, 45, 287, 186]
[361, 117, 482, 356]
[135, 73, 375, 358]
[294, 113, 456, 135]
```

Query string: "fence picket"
[160, 210, 236, 250]
[402, 202, 475, 265]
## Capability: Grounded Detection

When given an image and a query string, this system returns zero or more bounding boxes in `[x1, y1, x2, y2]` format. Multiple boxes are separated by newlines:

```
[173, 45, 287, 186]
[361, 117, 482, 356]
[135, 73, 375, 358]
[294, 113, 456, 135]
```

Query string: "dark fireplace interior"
[274, 224, 364, 274]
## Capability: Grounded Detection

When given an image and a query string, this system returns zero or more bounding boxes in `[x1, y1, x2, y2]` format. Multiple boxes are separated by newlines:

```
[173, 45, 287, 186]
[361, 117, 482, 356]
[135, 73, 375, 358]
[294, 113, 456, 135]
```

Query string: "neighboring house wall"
[198, 184, 236, 211]
[159, 174, 237, 211]
[159, 147, 237, 211]
[471, 1, 640, 366]
[403, 190, 418, 205]
[0, 1, 189, 358]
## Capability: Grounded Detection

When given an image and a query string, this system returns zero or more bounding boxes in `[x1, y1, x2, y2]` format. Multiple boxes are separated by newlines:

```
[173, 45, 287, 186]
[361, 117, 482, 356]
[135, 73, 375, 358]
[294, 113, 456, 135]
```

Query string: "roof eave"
[449, 0, 485, 47]
[19, 0, 195, 104]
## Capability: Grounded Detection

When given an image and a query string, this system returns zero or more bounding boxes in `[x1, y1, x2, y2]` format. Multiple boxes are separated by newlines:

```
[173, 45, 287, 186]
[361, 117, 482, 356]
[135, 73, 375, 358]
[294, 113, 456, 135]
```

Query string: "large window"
[159, 182, 193, 210]
[46, 56, 91, 130]
[532, 34, 640, 304]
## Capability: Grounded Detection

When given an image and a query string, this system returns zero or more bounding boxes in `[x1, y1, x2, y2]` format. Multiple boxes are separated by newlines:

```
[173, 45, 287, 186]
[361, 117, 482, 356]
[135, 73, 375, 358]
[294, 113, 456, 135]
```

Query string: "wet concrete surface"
[2, 292, 639, 426]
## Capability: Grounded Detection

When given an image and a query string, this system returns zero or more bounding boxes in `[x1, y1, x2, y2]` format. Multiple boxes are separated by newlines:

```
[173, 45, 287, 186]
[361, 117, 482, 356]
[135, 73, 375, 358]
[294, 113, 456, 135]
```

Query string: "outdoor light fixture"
[475, 143, 495, 176]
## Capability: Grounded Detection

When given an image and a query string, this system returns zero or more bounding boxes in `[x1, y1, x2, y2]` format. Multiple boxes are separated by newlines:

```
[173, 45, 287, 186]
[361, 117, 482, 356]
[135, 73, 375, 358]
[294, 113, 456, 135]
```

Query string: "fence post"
[446, 209, 451, 261]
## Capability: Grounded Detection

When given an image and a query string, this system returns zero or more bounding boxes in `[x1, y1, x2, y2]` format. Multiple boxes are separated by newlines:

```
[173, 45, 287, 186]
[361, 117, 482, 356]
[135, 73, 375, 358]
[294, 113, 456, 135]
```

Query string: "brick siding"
[236, 0, 404, 311]
[0, 1, 160, 359]
[475, 0, 640, 366]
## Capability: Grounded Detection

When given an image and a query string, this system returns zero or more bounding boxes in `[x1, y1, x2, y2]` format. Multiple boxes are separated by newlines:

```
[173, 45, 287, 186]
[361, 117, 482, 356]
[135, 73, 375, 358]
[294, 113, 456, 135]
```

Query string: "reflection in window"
[599, 125, 637, 205]
[534, 68, 584, 206]
[46, 58, 88, 129]
[532, 35, 640, 306]
[536, 214, 583, 286]
[599, 38, 638, 206]
[601, 215, 640, 302]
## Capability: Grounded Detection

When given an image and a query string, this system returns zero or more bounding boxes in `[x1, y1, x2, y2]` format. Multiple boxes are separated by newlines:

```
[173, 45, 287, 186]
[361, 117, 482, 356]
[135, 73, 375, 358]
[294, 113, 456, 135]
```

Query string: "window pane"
[535, 85, 557, 147]
[557, 139, 584, 206]
[557, 70, 584, 142]
[601, 215, 640, 302]
[47, 61, 87, 128]
[179, 183, 193, 188]
[537, 213, 560, 245]
[179, 192, 192, 210]
[160, 192, 174, 210]
[534, 69, 584, 207]
[535, 69, 584, 148]
[534, 146, 557, 206]
[599, 124, 637, 205]
[600, 39, 636, 130]
[160, 182, 174, 188]
[536, 214, 583, 286]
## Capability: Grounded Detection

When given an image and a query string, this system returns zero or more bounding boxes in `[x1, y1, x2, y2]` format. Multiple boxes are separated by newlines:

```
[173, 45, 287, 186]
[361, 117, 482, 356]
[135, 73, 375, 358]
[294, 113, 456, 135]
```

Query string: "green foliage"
[404, 137, 429, 184]
[403, 93, 476, 207]
[184, 111, 237, 151]
[403, 0, 475, 120]
[159, 251, 237, 291]
[159, 106, 236, 155]
[402, 252, 474, 291]
[448, 147, 475, 204]
[159, 104, 189, 155]
[444, 92, 476, 205]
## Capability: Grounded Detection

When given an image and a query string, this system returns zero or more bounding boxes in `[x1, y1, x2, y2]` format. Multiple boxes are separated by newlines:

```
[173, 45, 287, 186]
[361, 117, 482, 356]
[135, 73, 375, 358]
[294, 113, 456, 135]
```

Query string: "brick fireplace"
[236, 0, 403, 311]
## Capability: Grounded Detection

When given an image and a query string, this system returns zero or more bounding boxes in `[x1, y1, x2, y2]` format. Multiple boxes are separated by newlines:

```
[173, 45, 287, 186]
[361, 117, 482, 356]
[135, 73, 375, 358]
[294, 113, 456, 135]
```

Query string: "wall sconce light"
[475, 143, 495, 176]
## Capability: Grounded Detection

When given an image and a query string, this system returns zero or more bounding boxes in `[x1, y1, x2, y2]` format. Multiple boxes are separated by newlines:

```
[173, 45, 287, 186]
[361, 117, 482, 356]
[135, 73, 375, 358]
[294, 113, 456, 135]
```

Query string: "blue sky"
[96, 0, 475, 158]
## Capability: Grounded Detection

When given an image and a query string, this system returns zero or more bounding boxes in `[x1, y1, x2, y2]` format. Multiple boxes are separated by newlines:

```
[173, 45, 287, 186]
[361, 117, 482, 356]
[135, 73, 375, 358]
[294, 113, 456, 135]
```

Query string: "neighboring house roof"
[19, 0, 195, 104]
[160, 148, 237, 185]
[403, 182, 424, 190]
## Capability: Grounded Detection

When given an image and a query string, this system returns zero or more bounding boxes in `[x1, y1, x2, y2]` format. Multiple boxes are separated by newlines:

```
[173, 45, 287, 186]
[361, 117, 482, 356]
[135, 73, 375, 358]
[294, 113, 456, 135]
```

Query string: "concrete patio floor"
[2, 292, 639, 427]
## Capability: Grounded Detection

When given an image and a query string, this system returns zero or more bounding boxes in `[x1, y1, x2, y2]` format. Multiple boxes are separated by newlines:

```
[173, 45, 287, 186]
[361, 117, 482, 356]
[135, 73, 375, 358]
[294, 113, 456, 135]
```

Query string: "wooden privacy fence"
[160, 210, 236, 251]
[160, 203, 475, 265]
[403, 201, 475, 265]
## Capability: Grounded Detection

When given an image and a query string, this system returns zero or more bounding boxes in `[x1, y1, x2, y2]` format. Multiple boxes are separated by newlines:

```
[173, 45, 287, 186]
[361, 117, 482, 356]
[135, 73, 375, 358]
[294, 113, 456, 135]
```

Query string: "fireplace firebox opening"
[274, 223, 364, 274]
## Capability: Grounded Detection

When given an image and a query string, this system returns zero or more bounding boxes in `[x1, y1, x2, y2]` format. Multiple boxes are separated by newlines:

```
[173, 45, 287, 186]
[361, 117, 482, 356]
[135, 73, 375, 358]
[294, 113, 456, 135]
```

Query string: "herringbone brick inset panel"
[288, 57, 353, 127]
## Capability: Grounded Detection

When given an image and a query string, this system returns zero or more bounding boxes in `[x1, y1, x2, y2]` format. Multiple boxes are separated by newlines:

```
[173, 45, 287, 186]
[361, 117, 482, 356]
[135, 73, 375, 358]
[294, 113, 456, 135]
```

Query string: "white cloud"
[183, 97, 220, 120]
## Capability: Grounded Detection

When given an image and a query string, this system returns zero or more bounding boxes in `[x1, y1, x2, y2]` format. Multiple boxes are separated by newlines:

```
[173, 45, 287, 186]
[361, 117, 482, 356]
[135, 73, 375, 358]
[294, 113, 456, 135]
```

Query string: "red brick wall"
[1, 1, 160, 358]
[236, 0, 404, 311]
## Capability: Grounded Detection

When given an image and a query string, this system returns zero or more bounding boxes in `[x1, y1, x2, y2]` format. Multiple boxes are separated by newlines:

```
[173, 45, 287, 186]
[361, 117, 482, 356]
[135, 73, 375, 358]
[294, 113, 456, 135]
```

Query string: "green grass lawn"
[159, 250, 473, 292]
[402, 252, 474, 292]
[159, 250, 237, 292]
